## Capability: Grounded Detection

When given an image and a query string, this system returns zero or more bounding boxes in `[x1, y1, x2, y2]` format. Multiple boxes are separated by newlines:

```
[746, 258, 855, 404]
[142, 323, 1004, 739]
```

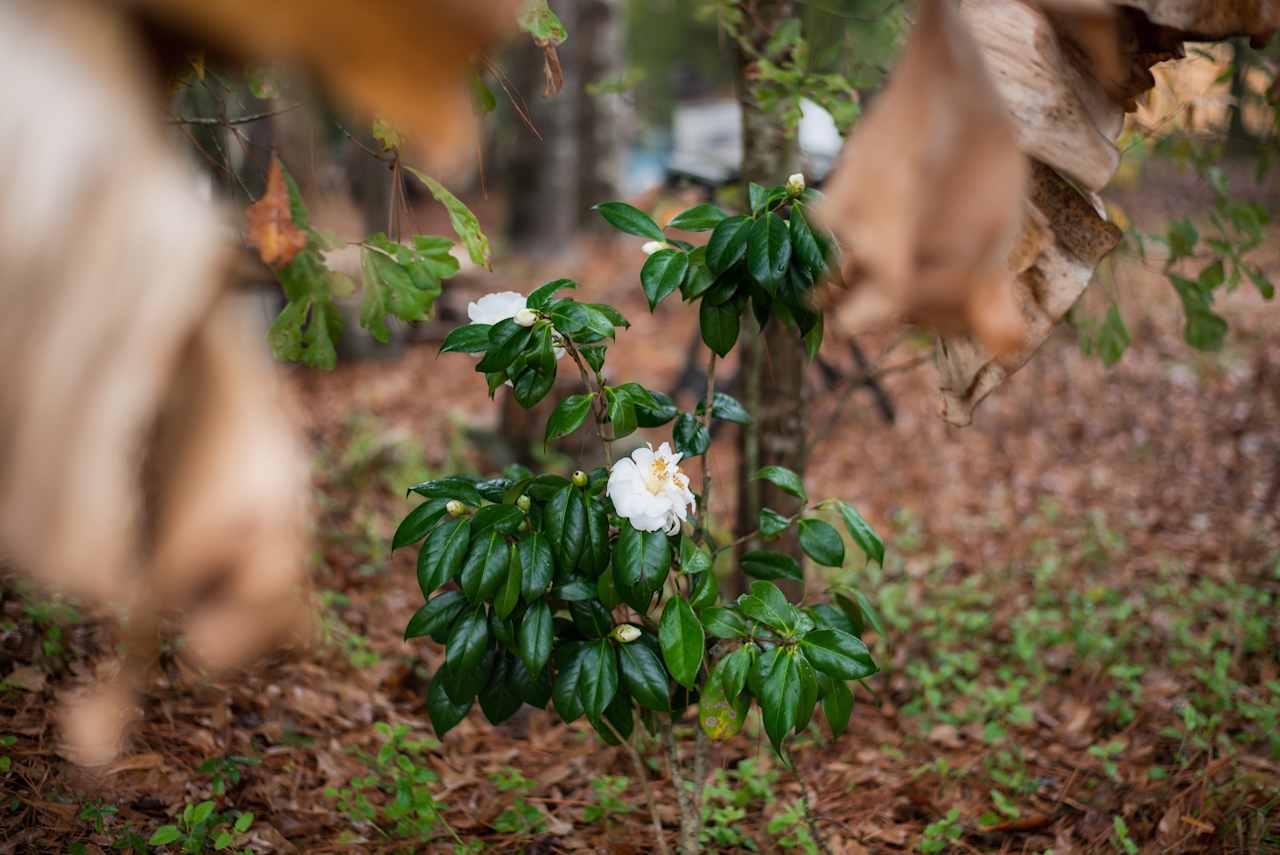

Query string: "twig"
[663, 723, 698, 855]
[696, 352, 718, 544]
[167, 104, 302, 126]
[561, 336, 614, 466]
[335, 121, 393, 162]
[792, 768, 833, 855]
[602, 719, 671, 855]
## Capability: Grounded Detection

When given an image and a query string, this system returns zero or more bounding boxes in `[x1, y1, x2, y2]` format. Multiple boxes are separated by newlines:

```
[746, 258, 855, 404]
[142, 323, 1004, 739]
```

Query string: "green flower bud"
[572, 470, 588, 488]
[446, 499, 466, 517]
[516, 494, 532, 512]
[611, 624, 641, 643]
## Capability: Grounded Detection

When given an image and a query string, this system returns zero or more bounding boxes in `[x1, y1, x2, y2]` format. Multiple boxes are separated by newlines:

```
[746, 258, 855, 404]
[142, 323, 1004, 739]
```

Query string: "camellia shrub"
[394, 173, 886, 853]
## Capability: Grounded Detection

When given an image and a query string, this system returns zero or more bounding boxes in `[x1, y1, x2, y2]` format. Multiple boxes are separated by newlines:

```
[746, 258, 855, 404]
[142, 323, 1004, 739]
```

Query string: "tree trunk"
[733, 0, 806, 598]
[573, 0, 624, 228]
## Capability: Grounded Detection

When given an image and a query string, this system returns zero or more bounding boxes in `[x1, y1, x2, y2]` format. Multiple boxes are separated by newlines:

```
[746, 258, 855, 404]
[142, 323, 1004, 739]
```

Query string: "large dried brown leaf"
[246, 157, 307, 269]
[815, 0, 1028, 356]
[130, 0, 520, 162]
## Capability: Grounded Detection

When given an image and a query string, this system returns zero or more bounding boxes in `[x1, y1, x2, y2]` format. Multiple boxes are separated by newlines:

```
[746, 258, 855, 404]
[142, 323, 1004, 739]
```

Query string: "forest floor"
[3, 169, 1280, 854]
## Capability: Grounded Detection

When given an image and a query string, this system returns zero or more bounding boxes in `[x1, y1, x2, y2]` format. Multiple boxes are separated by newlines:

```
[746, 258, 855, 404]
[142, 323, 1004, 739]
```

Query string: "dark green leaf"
[553, 577, 597, 601]
[706, 216, 751, 275]
[748, 182, 769, 215]
[713, 644, 754, 700]
[794, 654, 819, 731]
[552, 643, 588, 721]
[696, 391, 752, 425]
[407, 475, 483, 506]
[612, 521, 672, 612]
[759, 508, 791, 538]
[471, 504, 524, 536]
[476, 318, 533, 373]
[618, 640, 670, 711]
[511, 655, 552, 708]
[417, 517, 471, 595]
[404, 590, 467, 642]
[440, 323, 492, 354]
[689, 569, 718, 610]
[513, 363, 556, 409]
[755, 465, 806, 501]
[798, 518, 845, 567]
[527, 278, 575, 310]
[495, 546, 522, 618]
[742, 549, 803, 581]
[569, 599, 614, 638]
[700, 298, 740, 357]
[747, 213, 791, 287]
[393, 498, 449, 551]
[460, 530, 509, 602]
[760, 649, 800, 757]
[590, 687, 635, 744]
[634, 390, 678, 427]
[403, 168, 492, 269]
[606, 389, 638, 439]
[594, 202, 665, 241]
[546, 485, 587, 574]
[800, 628, 878, 680]
[807, 602, 858, 636]
[822, 679, 853, 737]
[443, 609, 491, 704]
[701, 606, 748, 638]
[836, 501, 884, 565]
[641, 250, 690, 310]
[527, 473, 571, 502]
[668, 204, 728, 232]
[545, 394, 595, 446]
[738, 580, 796, 632]
[517, 600, 553, 676]
[581, 496, 611, 575]
[680, 536, 713, 575]
[578, 640, 620, 719]
[519, 533, 556, 601]
[478, 653, 524, 724]
[1098, 305, 1130, 368]
[673, 412, 710, 458]
[658, 596, 704, 688]
[788, 207, 826, 275]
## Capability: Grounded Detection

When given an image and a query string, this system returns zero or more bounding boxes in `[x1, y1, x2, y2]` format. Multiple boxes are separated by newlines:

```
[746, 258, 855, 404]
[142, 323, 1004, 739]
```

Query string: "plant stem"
[712, 506, 810, 558]
[561, 335, 614, 467]
[663, 723, 701, 854]
[793, 768, 832, 855]
[696, 352, 718, 544]
[603, 719, 671, 855]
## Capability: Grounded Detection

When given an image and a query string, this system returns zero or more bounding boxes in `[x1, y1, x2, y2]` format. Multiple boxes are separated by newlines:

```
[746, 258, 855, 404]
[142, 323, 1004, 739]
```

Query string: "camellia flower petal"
[466, 290, 527, 325]
[606, 442, 696, 535]
[641, 240, 669, 256]
[513, 307, 537, 327]
[787, 172, 806, 195]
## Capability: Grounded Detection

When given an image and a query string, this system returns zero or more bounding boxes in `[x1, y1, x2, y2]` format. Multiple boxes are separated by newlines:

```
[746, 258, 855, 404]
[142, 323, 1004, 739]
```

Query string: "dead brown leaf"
[816, 0, 1028, 357]
[246, 157, 307, 270]
[5, 665, 47, 692]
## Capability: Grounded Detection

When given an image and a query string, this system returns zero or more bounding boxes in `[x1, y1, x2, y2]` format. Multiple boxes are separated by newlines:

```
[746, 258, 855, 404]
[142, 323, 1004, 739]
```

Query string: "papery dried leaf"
[1116, 0, 1280, 39]
[246, 157, 307, 269]
[816, 0, 1028, 355]
[541, 43, 565, 96]
[131, 0, 521, 162]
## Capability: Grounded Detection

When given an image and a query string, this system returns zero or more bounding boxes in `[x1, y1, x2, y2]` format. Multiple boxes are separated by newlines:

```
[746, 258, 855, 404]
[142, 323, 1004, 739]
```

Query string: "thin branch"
[561, 336, 614, 467]
[696, 352, 718, 544]
[792, 768, 833, 855]
[810, 350, 934, 448]
[663, 723, 698, 855]
[335, 121, 393, 162]
[167, 104, 302, 127]
[602, 719, 671, 855]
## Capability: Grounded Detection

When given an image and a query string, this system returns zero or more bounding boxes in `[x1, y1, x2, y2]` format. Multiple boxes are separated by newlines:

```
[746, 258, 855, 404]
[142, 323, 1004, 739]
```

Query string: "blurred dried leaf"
[246, 157, 307, 269]
[816, 0, 1027, 355]
[5, 665, 47, 693]
[131, 0, 521, 162]
[1117, 0, 1280, 39]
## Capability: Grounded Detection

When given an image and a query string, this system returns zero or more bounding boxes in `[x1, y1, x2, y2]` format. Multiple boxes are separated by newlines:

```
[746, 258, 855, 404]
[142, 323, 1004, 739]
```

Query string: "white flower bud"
[786, 173, 806, 195]
[446, 499, 466, 517]
[611, 624, 642, 643]
[513, 307, 538, 327]
[642, 241, 669, 256]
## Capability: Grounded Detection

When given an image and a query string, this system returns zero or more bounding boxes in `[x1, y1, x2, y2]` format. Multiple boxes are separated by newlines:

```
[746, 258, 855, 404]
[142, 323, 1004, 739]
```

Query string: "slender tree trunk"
[733, 0, 806, 598]
[574, 0, 624, 227]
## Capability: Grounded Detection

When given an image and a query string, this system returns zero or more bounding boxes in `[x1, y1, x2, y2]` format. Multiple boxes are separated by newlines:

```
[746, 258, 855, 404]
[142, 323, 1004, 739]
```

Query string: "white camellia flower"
[467, 290, 527, 325]
[787, 172, 806, 195]
[641, 240, 670, 256]
[465, 291, 564, 365]
[607, 442, 696, 535]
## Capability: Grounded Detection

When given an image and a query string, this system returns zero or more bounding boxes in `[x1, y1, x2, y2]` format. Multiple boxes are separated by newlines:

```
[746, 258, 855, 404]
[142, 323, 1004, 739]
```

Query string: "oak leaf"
[246, 156, 307, 269]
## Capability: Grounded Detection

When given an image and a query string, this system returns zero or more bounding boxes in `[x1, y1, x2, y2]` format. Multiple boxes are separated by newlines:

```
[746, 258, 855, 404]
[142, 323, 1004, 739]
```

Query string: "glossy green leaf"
[569, 599, 614, 638]
[680, 536, 713, 575]
[822, 679, 853, 738]
[578, 640, 620, 719]
[760, 649, 800, 757]
[641, 249, 690, 310]
[618, 639, 670, 711]
[476, 318, 533, 373]
[478, 652, 524, 724]
[594, 202, 665, 241]
[689, 569, 718, 610]
[738, 580, 796, 632]
[798, 518, 845, 567]
[759, 508, 791, 538]
[747, 213, 791, 286]
[545, 394, 594, 446]
[408, 475, 483, 506]
[706, 216, 751, 274]
[612, 521, 671, 612]
[701, 606, 748, 638]
[659, 596, 704, 688]
[471, 504, 524, 536]
[713, 644, 754, 700]
[518, 532, 555, 601]
[700, 298, 740, 357]
[443, 608, 491, 704]
[393, 498, 449, 551]
[404, 168, 492, 269]
[417, 517, 471, 596]
[673, 412, 710, 458]
[527, 278, 575, 310]
[440, 323, 492, 354]
[800, 629, 878, 680]
[696, 391, 752, 425]
[581, 496, 611, 575]
[755, 465, 807, 501]
[836, 501, 884, 565]
[404, 590, 467, 642]
[788, 207, 825, 275]
[741, 549, 803, 581]
[552, 643, 588, 722]
[668, 204, 728, 231]
[546, 485, 587, 574]
[495, 546, 522, 618]
[460, 530, 509, 602]
[517, 599, 553, 676]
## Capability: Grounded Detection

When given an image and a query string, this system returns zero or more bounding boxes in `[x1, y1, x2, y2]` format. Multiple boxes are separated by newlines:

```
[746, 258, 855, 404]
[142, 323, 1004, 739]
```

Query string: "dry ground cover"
[2, 206, 1279, 853]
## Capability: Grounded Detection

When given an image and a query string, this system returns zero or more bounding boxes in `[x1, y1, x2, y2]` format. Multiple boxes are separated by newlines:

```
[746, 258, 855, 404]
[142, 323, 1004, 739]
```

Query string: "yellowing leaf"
[246, 157, 308, 270]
